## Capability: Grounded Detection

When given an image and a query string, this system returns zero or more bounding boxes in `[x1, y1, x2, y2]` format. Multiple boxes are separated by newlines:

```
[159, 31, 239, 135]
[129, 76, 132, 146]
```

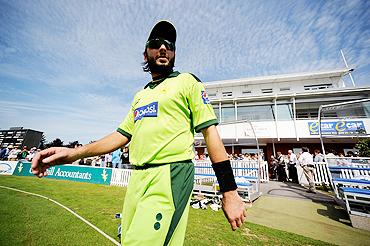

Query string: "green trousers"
[121, 161, 194, 246]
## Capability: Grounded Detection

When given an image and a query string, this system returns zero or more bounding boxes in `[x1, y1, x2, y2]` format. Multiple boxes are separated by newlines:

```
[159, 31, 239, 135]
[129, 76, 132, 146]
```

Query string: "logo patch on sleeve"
[134, 102, 158, 122]
[201, 91, 210, 104]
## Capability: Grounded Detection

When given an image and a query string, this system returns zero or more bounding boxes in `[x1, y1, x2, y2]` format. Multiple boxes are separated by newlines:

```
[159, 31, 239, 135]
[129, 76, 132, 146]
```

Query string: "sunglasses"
[146, 38, 176, 51]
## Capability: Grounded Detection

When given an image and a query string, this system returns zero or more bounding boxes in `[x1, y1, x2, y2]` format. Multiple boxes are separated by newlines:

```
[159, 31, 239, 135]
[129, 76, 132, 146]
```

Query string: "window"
[221, 105, 235, 122]
[212, 105, 220, 120]
[296, 102, 330, 119]
[208, 93, 217, 97]
[273, 104, 293, 120]
[237, 105, 274, 121]
[325, 101, 369, 119]
[242, 90, 252, 94]
[261, 88, 273, 94]
[222, 91, 233, 97]
[304, 84, 333, 91]
[279, 87, 290, 92]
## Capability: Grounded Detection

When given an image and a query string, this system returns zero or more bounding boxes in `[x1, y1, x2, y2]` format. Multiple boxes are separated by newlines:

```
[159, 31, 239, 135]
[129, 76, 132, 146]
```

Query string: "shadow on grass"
[316, 203, 352, 226]
[265, 181, 352, 226]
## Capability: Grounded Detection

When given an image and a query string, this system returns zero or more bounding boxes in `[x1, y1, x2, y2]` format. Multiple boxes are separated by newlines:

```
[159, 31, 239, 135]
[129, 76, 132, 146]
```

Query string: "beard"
[146, 55, 175, 74]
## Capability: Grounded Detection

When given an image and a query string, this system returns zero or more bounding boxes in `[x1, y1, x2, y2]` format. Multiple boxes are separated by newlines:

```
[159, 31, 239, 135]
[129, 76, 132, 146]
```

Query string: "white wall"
[211, 118, 370, 140]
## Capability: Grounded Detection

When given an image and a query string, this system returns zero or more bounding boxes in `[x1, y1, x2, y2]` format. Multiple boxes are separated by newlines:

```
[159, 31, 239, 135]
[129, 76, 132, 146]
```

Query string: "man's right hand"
[31, 147, 78, 178]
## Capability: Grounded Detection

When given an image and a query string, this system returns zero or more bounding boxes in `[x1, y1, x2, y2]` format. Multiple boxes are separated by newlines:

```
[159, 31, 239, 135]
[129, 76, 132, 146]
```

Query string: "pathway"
[246, 181, 370, 246]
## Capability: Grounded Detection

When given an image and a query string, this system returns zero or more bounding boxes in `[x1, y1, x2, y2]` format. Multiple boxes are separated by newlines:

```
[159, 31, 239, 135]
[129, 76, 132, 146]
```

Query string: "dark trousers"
[288, 164, 298, 183]
[277, 165, 287, 182]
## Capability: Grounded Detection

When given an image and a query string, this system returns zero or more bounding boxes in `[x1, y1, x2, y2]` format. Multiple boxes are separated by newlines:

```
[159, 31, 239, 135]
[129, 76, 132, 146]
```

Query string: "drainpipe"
[235, 100, 238, 142]
[274, 95, 280, 141]
[219, 101, 222, 123]
[292, 95, 299, 141]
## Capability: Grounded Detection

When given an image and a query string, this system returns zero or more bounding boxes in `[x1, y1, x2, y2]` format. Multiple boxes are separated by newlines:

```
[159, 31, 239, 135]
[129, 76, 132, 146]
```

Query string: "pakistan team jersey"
[117, 71, 217, 165]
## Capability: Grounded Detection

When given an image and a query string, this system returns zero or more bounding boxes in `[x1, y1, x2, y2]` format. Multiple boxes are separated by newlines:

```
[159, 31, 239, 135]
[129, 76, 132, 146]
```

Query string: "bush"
[355, 138, 370, 157]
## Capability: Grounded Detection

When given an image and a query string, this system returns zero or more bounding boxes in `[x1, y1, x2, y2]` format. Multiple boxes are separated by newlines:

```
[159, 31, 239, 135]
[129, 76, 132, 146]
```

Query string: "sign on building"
[308, 121, 366, 135]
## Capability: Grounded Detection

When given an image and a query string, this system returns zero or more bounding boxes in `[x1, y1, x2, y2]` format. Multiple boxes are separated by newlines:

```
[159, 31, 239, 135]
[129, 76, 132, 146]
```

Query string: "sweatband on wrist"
[212, 160, 237, 193]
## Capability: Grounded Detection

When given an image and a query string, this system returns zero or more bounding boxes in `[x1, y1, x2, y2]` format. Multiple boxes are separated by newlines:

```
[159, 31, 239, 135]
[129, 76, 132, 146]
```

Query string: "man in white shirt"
[298, 147, 316, 193]
[313, 149, 325, 163]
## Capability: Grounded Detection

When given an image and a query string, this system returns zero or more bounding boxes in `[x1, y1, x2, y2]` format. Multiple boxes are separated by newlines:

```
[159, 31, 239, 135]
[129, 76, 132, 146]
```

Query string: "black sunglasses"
[146, 38, 176, 51]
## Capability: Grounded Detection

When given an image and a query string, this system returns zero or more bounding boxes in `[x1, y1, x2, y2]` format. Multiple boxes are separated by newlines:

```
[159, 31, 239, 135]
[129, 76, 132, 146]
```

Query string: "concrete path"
[260, 180, 335, 203]
[247, 181, 370, 246]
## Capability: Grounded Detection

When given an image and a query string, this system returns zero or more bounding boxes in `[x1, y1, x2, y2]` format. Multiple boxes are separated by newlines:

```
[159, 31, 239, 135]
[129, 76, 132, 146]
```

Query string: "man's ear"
[143, 51, 148, 62]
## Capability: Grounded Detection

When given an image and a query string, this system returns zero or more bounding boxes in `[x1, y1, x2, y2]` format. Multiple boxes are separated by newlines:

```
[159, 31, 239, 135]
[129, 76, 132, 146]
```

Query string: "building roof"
[208, 86, 370, 103]
[205, 68, 353, 88]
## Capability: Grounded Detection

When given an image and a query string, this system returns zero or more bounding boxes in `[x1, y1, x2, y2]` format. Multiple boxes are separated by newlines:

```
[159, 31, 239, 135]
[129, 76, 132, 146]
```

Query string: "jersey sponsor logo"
[201, 90, 210, 104]
[134, 102, 158, 122]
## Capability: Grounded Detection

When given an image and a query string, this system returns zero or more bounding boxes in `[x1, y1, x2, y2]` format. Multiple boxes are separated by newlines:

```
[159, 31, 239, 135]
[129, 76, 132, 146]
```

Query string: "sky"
[1, 0, 369, 144]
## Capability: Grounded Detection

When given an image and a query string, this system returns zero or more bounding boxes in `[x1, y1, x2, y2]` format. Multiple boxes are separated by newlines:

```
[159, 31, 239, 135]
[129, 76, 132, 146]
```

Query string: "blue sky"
[1, 0, 369, 144]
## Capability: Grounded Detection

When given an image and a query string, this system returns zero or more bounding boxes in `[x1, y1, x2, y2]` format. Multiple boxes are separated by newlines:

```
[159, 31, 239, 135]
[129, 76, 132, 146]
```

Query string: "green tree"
[67, 141, 80, 148]
[355, 138, 370, 157]
[45, 138, 64, 148]
[38, 134, 46, 149]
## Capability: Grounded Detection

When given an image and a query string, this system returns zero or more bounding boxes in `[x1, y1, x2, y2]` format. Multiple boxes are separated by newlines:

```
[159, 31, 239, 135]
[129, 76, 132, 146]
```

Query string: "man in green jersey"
[32, 20, 246, 245]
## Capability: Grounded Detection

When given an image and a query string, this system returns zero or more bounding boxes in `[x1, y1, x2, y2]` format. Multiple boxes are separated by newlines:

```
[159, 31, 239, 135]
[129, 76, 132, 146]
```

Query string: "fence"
[194, 160, 269, 182]
[109, 161, 337, 188]
[312, 162, 331, 185]
[110, 168, 132, 187]
[110, 160, 269, 188]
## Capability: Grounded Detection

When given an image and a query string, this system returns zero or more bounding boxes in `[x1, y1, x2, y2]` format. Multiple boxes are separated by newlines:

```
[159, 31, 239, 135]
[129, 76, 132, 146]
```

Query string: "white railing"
[313, 162, 331, 185]
[195, 160, 269, 182]
[297, 162, 333, 185]
[110, 168, 132, 187]
[301, 161, 369, 186]
[109, 160, 270, 188]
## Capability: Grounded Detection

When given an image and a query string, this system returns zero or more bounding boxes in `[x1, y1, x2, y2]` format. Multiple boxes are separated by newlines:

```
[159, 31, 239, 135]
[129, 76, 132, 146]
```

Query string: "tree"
[38, 134, 46, 149]
[45, 138, 64, 148]
[355, 138, 370, 157]
[67, 141, 80, 148]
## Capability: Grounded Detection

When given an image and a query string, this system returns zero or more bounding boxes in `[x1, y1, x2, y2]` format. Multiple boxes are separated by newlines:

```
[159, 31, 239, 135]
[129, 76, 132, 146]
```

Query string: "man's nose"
[158, 44, 167, 51]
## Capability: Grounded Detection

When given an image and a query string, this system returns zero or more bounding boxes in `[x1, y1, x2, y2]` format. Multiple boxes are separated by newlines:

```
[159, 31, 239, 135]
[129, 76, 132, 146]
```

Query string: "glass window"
[304, 84, 333, 90]
[212, 105, 220, 120]
[273, 104, 293, 120]
[261, 88, 273, 94]
[221, 105, 235, 123]
[335, 101, 370, 118]
[296, 102, 332, 119]
[363, 101, 370, 117]
[237, 105, 274, 121]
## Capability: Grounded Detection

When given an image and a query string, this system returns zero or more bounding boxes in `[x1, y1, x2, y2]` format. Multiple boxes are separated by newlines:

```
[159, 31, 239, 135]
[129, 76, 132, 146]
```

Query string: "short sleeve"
[117, 102, 134, 140]
[187, 75, 218, 133]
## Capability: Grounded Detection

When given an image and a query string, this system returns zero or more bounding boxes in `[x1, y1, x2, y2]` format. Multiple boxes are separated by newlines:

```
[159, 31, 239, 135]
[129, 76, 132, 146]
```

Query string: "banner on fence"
[13, 162, 112, 185]
[0, 161, 18, 175]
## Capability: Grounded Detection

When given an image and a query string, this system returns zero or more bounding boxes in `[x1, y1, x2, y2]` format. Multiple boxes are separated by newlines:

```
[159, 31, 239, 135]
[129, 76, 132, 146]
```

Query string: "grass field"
[0, 176, 331, 246]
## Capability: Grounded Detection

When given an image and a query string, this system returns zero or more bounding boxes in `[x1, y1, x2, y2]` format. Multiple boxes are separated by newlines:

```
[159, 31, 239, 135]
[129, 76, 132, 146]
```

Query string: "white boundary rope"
[0, 185, 120, 246]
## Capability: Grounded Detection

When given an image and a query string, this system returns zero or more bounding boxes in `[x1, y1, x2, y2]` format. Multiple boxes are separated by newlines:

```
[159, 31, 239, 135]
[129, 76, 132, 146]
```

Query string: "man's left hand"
[221, 190, 247, 230]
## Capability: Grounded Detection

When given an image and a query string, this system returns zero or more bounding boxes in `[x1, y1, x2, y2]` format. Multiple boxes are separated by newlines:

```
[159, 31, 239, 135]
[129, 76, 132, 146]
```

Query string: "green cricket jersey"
[117, 71, 218, 165]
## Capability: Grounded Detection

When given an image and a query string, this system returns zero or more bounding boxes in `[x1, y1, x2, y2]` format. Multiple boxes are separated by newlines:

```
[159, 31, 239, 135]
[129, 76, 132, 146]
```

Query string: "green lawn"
[0, 176, 331, 245]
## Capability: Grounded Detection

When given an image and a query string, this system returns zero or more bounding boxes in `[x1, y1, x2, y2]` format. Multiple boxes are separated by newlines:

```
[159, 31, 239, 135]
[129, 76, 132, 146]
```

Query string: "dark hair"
[302, 147, 309, 153]
[327, 149, 337, 155]
[142, 50, 150, 73]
